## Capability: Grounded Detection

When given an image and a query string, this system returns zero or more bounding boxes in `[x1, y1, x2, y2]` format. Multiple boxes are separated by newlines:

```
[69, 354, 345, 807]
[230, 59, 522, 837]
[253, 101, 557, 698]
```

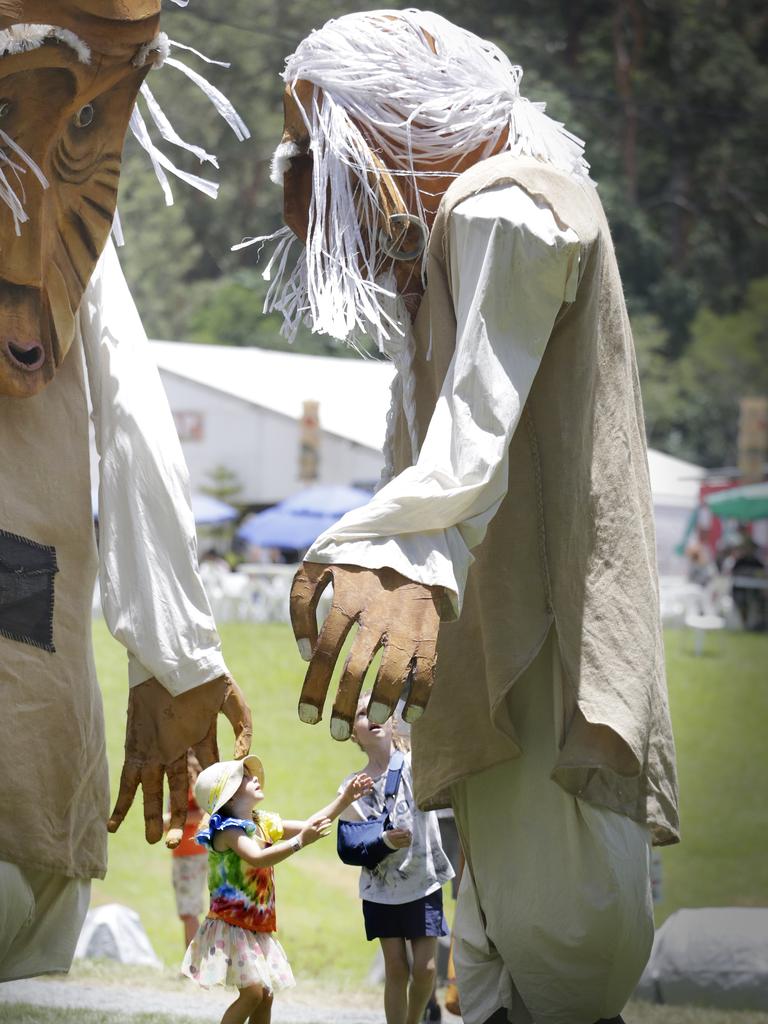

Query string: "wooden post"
[738, 396, 767, 484]
[299, 399, 320, 482]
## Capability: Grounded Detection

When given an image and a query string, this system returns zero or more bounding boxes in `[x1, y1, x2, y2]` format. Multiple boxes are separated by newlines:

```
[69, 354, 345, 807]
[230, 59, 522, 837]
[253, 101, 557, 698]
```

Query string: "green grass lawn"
[657, 628, 768, 923]
[92, 620, 768, 979]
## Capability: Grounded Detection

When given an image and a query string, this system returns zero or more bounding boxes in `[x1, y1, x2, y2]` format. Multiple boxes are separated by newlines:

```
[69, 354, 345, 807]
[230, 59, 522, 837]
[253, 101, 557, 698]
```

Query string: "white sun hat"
[194, 755, 265, 817]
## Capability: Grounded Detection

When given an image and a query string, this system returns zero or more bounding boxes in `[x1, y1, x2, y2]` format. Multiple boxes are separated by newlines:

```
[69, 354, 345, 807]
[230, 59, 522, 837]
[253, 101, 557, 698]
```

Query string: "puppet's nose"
[4, 338, 45, 371]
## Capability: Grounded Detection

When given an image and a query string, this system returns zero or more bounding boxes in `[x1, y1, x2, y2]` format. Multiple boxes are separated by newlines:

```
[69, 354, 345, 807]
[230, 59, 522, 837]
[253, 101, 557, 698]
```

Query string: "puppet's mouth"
[5, 340, 45, 371]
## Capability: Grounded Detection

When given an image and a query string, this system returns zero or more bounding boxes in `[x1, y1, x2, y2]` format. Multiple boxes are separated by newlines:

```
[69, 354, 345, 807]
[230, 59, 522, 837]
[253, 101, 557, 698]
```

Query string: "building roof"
[150, 340, 395, 451]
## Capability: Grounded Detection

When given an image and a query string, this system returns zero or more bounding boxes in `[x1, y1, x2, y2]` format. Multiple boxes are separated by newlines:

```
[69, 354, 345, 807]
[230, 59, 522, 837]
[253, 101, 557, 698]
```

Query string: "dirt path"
[0, 977, 385, 1023]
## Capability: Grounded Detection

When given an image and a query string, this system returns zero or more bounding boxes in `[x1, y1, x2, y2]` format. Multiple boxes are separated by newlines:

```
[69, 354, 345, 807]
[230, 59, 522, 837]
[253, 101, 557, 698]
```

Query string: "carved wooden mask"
[0, 1, 162, 397]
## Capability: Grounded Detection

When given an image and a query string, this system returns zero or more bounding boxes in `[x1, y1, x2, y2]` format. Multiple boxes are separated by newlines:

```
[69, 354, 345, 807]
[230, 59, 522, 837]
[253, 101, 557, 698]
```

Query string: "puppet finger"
[107, 761, 141, 834]
[297, 603, 355, 725]
[141, 763, 166, 844]
[192, 719, 219, 769]
[368, 641, 414, 725]
[221, 678, 253, 758]
[401, 650, 438, 724]
[290, 562, 334, 662]
[330, 627, 382, 741]
[165, 754, 189, 850]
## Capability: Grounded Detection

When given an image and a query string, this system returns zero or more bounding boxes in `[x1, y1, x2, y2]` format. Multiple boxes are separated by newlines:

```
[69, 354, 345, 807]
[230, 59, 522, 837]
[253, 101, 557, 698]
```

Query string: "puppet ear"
[364, 150, 426, 261]
[379, 213, 428, 263]
[366, 149, 408, 224]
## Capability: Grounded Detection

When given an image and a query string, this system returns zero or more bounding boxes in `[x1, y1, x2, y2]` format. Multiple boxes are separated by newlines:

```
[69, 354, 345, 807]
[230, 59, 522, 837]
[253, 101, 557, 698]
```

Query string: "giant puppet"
[257, 11, 680, 1024]
[0, 1, 251, 981]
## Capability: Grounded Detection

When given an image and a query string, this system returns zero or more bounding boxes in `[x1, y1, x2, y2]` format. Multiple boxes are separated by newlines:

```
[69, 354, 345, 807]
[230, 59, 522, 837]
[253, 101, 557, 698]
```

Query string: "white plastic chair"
[682, 582, 726, 656]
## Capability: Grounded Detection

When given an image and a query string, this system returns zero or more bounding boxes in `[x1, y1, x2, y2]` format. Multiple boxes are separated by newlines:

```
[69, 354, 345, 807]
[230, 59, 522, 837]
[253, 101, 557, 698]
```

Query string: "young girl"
[340, 697, 455, 1024]
[183, 754, 372, 1024]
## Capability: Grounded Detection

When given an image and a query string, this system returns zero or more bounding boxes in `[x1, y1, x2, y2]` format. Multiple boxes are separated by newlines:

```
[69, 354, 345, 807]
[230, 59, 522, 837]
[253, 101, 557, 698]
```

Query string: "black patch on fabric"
[0, 529, 58, 652]
[482, 1011, 511, 1024]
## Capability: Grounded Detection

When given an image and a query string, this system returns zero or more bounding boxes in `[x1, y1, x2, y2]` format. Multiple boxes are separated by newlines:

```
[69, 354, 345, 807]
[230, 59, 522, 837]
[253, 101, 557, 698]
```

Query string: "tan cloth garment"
[0, 862, 90, 982]
[451, 629, 654, 1024]
[0, 342, 109, 880]
[406, 154, 679, 845]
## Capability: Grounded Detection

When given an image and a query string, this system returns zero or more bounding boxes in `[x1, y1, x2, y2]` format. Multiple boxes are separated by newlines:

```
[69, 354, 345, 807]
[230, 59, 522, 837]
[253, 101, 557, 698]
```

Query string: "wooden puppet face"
[0, 2, 160, 397]
[278, 79, 417, 261]
[276, 76, 503, 301]
[279, 79, 314, 245]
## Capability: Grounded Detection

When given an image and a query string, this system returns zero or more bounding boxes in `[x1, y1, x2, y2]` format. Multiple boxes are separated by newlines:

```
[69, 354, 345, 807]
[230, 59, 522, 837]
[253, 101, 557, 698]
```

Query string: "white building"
[151, 341, 394, 505]
[140, 342, 703, 570]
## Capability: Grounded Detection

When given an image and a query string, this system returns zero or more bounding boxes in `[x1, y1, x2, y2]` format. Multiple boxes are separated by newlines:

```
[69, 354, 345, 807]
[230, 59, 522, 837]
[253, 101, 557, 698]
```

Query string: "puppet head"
[0, 1, 165, 397]
[264, 9, 591, 355]
[0, 0, 249, 399]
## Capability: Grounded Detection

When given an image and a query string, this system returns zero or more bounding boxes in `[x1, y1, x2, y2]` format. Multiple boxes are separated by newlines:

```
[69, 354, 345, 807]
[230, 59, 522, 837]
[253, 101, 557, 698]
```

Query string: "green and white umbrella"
[705, 482, 768, 522]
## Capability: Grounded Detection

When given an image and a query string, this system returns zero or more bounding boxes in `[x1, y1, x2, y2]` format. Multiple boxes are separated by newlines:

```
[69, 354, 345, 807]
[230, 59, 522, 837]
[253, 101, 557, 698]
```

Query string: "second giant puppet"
[0, 0, 250, 981]
[261, 12, 679, 1024]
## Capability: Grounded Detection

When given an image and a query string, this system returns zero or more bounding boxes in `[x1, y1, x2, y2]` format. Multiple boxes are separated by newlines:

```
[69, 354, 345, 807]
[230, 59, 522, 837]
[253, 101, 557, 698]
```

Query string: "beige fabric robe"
[399, 154, 679, 845]
[0, 342, 108, 880]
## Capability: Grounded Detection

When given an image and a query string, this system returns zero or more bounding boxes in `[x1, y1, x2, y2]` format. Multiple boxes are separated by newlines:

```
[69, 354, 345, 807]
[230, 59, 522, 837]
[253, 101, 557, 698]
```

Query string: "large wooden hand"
[290, 563, 443, 740]
[108, 675, 252, 846]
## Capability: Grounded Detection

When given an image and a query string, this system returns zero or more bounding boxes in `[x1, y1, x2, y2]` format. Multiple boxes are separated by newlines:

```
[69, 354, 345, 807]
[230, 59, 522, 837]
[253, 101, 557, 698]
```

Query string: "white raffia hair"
[128, 34, 250, 215]
[257, 9, 592, 350]
[0, 128, 48, 235]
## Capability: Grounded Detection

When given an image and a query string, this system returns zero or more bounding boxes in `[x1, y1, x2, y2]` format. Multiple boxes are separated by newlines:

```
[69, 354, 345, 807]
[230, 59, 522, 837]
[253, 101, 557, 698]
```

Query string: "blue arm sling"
[337, 750, 405, 869]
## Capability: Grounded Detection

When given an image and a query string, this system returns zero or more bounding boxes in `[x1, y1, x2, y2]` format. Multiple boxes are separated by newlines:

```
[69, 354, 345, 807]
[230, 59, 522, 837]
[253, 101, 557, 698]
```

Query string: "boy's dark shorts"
[362, 888, 448, 941]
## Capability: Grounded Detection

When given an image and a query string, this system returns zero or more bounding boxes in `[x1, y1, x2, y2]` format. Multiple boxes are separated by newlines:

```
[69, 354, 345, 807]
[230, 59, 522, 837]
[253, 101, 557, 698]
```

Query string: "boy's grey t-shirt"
[341, 754, 454, 905]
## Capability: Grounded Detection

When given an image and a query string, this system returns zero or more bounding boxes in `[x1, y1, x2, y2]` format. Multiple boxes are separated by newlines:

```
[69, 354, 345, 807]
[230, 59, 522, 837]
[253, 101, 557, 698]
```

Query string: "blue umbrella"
[191, 493, 239, 526]
[236, 485, 372, 551]
[92, 490, 238, 527]
[236, 509, 342, 550]
[279, 485, 373, 517]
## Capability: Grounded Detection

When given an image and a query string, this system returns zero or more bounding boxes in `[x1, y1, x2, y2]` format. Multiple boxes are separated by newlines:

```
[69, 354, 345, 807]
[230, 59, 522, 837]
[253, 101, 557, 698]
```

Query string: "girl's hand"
[300, 815, 332, 847]
[343, 773, 374, 804]
[385, 828, 412, 849]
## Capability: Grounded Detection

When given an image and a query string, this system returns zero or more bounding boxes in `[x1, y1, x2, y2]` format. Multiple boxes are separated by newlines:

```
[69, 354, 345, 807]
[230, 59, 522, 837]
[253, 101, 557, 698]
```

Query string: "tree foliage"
[116, 0, 768, 467]
[670, 278, 768, 467]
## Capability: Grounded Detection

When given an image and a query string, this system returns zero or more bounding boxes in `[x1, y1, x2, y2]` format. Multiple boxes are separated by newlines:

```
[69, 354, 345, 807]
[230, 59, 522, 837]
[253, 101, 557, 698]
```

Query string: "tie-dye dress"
[181, 811, 295, 991]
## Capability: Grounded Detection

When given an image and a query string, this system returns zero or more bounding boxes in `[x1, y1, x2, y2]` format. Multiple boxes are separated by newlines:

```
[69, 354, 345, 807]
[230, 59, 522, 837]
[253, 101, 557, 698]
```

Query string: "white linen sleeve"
[81, 239, 228, 696]
[305, 184, 580, 615]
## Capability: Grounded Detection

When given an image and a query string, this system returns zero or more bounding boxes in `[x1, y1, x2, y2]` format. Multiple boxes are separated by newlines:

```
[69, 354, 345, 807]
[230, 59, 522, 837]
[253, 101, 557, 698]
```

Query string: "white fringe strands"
[0, 128, 49, 236]
[242, 9, 593, 471]
[130, 33, 250, 207]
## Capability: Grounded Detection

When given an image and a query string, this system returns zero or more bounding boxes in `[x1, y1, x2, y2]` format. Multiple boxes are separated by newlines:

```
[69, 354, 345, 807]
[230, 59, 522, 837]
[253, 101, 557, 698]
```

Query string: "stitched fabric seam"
[0, 621, 55, 653]
[525, 407, 553, 611]
[0, 528, 59, 567]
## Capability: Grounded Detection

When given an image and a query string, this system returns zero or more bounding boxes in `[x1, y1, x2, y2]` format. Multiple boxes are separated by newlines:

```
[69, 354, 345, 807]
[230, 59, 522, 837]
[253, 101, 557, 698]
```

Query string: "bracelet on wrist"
[290, 836, 302, 853]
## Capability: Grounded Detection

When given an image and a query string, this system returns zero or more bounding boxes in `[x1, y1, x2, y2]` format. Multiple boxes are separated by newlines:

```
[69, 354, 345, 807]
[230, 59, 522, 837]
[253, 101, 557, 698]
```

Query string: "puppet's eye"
[0, 100, 12, 119]
[73, 104, 94, 128]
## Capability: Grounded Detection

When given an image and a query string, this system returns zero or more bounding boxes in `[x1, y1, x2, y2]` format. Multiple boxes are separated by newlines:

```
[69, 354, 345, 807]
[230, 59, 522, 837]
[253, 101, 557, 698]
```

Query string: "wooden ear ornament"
[379, 212, 429, 262]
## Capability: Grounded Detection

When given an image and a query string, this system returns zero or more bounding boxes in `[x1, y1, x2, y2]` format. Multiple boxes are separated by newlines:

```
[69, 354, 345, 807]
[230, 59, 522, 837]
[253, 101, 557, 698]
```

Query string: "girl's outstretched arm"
[216, 819, 331, 866]
[284, 773, 374, 836]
